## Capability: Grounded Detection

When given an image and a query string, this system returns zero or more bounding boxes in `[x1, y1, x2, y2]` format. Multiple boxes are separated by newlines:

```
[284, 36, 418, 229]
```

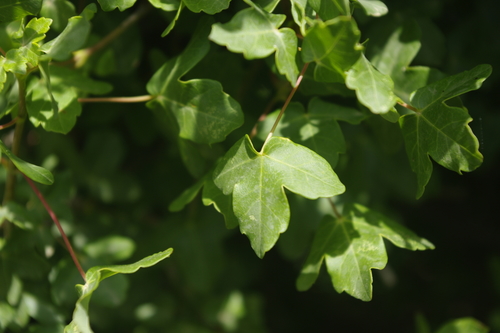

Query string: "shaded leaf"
[296, 203, 433, 301]
[346, 53, 398, 114]
[209, 0, 298, 85]
[39, 0, 77, 32]
[302, 16, 362, 83]
[202, 176, 238, 229]
[399, 65, 491, 198]
[41, 4, 96, 61]
[0, 140, 54, 185]
[147, 19, 243, 144]
[160, 2, 183, 37]
[308, 0, 350, 20]
[214, 135, 345, 258]
[169, 175, 206, 212]
[0, 0, 42, 22]
[97, 0, 136, 11]
[353, 0, 388, 17]
[436, 317, 489, 333]
[64, 248, 173, 333]
[183, 0, 230, 14]
[257, 98, 366, 167]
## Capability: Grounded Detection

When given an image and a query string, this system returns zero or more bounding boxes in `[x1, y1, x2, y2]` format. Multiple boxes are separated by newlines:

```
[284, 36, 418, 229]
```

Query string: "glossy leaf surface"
[147, 20, 243, 144]
[400, 65, 491, 198]
[65, 249, 173, 333]
[214, 135, 345, 258]
[302, 16, 362, 83]
[296, 203, 434, 301]
[209, 0, 298, 85]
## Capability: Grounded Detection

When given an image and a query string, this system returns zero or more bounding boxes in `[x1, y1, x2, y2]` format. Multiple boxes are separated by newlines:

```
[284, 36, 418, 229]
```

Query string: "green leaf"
[209, 0, 299, 85]
[169, 175, 206, 212]
[346, 53, 398, 114]
[302, 16, 362, 83]
[213, 135, 345, 258]
[83, 236, 136, 262]
[27, 76, 82, 134]
[296, 203, 434, 301]
[0, 57, 7, 91]
[41, 4, 97, 61]
[308, 0, 350, 20]
[435, 317, 489, 333]
[160, 2, 183, 37]
[39, 0, 77, 32]
[48, 65, 113, 95]
[148, 0, 179, 11]
[97, 0, 136, 11]
[183, 0, 230, 14]
[257, 98, 366, 167]
[0, 140, 54, 185]
[399, 65, 491, 198]
[0, 0, 42, 22]
[64, 248, 173, 333]
[147, 19, 243, 144]
[353, 0, 388, 17]
[290, 0, 308, 36]
[0, 202, 38, 229]
[202, 176, 239, 229]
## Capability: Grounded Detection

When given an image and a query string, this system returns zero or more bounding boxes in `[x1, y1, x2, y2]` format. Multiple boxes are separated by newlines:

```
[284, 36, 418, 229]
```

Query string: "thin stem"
[397, 101, 418, 112]
[22, 174, 86, 282]
[0, 118, 18, 130]
[264, 62, 309, 146]
[3, 76, 27, 205]
[78, 95, 154, 103]
[328, 198, 342, 219]
[74, 3, 151, 68]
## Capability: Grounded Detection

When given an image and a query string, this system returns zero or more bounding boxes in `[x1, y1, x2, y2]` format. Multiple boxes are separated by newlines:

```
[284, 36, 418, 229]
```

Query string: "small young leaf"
[0, 140, 54, 185]
[296, 203, 433, 301]
[353, 0, 388, 17]
[0, 0, 43, 22]
[147, 19, 243, 144]
[65, 249, 173, 333]
[209, 0, 299, 85]
[346, 53, 398, 114]
[302, 16, 362, 83]
[399, 65, 491, 198]
[183, 0, 230, 14]
[213, 135, 345, 258]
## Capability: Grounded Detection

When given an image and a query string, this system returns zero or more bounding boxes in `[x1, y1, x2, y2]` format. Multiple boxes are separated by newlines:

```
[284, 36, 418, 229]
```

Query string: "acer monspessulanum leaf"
[213, 135, 345, 258]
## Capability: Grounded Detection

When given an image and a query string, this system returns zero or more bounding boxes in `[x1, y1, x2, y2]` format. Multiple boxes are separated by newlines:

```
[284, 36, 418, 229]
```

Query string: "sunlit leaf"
[209, 0, 299, 85]
[399, 65, 491, 198]
[353, 0, 388, 17]
[0, 140, 54, 185]
[346, 53, 398, 114]
[147, 19, 243, 144]
[214, 135, 345, 258]
[64, 249, 173, 333]
[183, 0, 230, 14]
[296, 203, 434, 300]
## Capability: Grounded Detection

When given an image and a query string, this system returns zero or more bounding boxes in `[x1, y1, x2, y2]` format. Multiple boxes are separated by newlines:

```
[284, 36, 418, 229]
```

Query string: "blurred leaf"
[209, 0, 299, 85]
[41, 4, 96, 61]
[97, 0, 136, 12]
[148, 0, 179, 11]
[353, 0, 388, 17]
[147, 19, 243, 144]
[0, 0, 42, 22]
[169, 175, 206, 212]
[213, 135, 345, 258]
[65, 249, 173, 333]
[302, 16, 362, 83]
[0, 201, 38, 229]
[183, 0, 230, 14]
[39, 0, 76, 32]
[0, 139, 54, 185]
[399, 65, 491, 198]
[436, 317, 489, 333]
[296, 203, 434, 301]
[308, 0, 350, 20]
[84, 236, 136, 262]
[346, 53, 397, 114]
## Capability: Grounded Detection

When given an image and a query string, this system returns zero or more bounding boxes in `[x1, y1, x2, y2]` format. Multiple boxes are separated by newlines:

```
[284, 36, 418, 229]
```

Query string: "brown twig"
[23, 174, 86, 281]
[78, 95, 154, 103]
[0, 118, 18, 130]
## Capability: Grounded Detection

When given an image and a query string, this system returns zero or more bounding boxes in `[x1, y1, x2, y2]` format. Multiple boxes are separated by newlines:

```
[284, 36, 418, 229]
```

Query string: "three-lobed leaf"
[147, 19, 243, 144]
[65, 249, 173, 333]
[213, 135, 345, 258]
[209, 0, 299, 85]
[400, 65, 491, 198]
[302, 16, 363, 83]
[296, 203, 434, 301]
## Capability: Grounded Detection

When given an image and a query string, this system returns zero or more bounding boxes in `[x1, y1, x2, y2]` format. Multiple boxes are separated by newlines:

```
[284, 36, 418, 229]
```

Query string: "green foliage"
[0, 0, 496, 332]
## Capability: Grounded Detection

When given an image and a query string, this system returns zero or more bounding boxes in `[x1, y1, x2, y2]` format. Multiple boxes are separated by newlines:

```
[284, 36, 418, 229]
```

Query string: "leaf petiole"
[78, 95, 154, 103]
